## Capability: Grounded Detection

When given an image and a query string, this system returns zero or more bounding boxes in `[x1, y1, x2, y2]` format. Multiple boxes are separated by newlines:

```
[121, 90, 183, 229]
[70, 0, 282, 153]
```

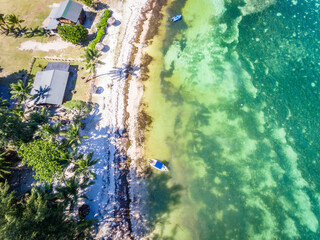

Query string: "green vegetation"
[57, 24, 88, 45]
[10, 79, 32, 103]
[0, 182, 95, 240]
[88, 9, 110, 49]
[0, 78, 96, 238]
[0, 150, 11, 179]
[81, 0, 93, 7]
[0, 0, 84, 84]
[18, 139, 67, 182]
[3, 13, 24, 32]
[82, 47, 104, 77]
[63, 100, 92, 121]
[0, 100, 34, 148]
[61, 122, 89, 147]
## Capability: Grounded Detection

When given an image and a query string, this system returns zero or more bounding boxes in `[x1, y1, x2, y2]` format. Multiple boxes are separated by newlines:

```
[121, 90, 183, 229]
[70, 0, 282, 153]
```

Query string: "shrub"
[57, 23, 88, 45]
[89, 9, 110, 49]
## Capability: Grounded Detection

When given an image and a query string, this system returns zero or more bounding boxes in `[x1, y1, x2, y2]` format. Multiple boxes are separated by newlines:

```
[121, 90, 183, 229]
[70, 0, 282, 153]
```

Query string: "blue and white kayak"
[150, 159, 169, 171]
[171, 14, 182, 22]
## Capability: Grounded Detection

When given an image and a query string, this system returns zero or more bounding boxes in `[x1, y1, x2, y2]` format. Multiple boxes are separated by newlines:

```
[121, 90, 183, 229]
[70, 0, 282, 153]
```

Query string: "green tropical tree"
[0, 98, 9, 108]
[0, 106, 33, 148]
[5, 14, 24, 32]
[57, 23, 88, 44]
[74, 151, 98, 180]
[0, 14, 8, 32]
[0, 182, 95, 239]
[29, 107, 50, 125]
[61, 122, 89, 147]
[63, 100, 92, 121]
[0, 150, 12, 179]
[82, 47, 104, 78]
[56, 176, 91, 211]
[81, 0, 93, 6]
[18, 139, 69, 182]
[35, 122, 61, 141]
[10, 79, 32, 103]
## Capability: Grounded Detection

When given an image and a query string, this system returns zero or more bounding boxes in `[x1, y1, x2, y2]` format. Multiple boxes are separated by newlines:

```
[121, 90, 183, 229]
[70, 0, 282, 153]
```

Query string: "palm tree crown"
[5, 14, 24, 31]
[82, 47, 104, 75]
[10, 79, 32, 103]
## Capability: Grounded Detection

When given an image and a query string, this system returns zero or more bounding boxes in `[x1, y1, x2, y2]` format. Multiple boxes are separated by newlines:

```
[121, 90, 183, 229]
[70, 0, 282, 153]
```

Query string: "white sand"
[19, 38, 74, 52]
[78, 0, 156, 239]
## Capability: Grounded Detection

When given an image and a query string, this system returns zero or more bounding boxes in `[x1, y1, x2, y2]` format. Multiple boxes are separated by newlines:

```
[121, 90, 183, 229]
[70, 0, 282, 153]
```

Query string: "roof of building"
[46, 62, 70, 71]
[47, 19, 60, 30]
[49, 7, 60, 18]
[31, 65, 69, 105]
[53, 0, 83, 23]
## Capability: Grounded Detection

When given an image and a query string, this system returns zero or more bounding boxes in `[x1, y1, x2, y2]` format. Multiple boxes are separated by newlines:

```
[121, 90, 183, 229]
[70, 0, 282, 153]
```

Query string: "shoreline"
[126, 0, 169, 238]
[79, 0, 168, 239]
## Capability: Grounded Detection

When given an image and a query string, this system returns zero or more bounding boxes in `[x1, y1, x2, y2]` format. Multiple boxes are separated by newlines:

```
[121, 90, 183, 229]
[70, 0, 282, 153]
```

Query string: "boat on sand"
[150, 159, 169, 171]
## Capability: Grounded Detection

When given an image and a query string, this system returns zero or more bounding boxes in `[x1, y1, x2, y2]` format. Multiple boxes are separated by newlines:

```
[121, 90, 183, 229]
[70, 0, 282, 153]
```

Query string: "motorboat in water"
[171, 14, 182, 23]
[150, 159, 169, 171]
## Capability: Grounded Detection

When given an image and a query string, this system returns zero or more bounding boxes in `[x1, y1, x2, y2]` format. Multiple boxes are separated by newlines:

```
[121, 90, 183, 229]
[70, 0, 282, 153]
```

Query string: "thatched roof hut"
[108, 16, 116, 26]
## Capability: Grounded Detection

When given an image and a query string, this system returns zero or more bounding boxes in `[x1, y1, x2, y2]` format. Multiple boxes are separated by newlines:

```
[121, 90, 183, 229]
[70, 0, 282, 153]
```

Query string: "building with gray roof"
[47, 0, 86, 32]
[31, 62, 70, 105]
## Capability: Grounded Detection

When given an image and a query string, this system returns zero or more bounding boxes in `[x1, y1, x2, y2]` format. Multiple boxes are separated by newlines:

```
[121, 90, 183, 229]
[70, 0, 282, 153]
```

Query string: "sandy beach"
[76, 0, 167, 238]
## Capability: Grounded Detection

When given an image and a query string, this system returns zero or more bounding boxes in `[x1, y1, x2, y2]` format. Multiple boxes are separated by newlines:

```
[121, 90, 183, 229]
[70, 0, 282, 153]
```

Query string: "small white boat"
[150, 159, 169, 171]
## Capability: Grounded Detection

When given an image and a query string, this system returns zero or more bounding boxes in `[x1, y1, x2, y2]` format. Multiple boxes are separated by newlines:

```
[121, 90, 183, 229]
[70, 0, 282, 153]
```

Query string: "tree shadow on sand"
[106, 64, 140, 81]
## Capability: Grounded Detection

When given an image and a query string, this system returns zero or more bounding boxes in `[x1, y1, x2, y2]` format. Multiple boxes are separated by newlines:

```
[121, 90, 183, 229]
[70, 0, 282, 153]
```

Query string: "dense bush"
[88, 9, 110, 49]
[18, 139, 67, 182]
[57, 23, 88, 45]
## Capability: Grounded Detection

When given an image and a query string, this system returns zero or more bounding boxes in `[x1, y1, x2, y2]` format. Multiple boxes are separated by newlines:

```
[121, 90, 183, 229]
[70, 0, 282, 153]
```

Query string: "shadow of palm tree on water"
[145, 172, 183, 239]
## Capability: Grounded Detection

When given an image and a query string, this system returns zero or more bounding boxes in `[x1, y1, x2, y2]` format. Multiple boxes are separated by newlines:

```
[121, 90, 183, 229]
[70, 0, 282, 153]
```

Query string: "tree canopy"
[0, 182, 95, 240]
[0, 104, 34, 148]
[57, 24, 88, 45]
[63, 100, 92, 121]
[18, 139, 68, 182]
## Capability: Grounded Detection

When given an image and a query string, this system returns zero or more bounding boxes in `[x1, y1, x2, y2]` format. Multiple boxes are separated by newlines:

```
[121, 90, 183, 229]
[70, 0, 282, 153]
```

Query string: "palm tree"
[74, 151, 98, 180]
[60, 122, 89, 147]
[0, 14, 6, 30]
[0, 97, 9, 108]
[12, 106, 25, 120]
[0, 150, 11, 179]
[29, 107, 50, 125]
[32, 182, 60, 202]
[82, 47, 104, 80]
[56, 176, 91, 211]
[10, 79, 32, 103]
[5, 14, 24, 32]
[35, 122, 61, 141]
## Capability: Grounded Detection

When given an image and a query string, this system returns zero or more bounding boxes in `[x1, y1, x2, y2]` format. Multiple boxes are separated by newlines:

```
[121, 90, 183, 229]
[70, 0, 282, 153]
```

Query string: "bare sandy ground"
[19, 38, 74, 52]
[77, 0, 157, 239]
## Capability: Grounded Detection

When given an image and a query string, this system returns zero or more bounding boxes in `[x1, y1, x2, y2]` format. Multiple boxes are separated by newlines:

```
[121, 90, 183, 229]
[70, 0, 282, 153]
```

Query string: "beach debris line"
[150, 159, 169, 171]
[171, 14, 182, 23]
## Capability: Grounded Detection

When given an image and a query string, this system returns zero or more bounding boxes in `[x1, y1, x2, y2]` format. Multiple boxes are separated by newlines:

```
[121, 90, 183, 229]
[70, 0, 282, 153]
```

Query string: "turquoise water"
[143, 0, 320, 239]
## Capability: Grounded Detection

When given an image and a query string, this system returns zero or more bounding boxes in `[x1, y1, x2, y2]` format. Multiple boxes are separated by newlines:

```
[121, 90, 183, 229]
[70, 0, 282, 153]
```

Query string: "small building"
[31, 62, 70, 105]
[47, 0, 86, 33]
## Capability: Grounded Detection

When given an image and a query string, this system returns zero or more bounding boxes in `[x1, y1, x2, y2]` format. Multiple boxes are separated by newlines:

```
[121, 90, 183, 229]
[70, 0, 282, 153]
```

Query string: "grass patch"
[0, 0, 84, 85]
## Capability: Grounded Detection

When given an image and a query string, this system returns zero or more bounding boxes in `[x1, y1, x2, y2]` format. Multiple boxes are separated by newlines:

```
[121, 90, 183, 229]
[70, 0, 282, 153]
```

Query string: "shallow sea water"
[143, 0, 320, 239]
